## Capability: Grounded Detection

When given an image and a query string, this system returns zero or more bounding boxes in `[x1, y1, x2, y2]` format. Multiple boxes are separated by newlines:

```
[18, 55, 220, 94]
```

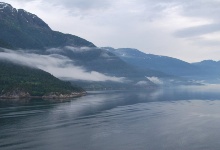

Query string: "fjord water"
[1, 85, 220, 150]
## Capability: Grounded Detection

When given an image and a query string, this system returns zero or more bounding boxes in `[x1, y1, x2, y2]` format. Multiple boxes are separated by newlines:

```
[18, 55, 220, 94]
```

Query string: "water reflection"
[1, 85, 220, 150]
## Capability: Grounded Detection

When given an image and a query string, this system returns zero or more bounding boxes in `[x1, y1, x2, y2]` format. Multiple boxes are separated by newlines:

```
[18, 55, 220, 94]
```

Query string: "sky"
[3, 0, 220, 62]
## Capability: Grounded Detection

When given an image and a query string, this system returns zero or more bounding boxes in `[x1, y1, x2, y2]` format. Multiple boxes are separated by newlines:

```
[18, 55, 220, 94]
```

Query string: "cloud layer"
[0, 49, 126, 82]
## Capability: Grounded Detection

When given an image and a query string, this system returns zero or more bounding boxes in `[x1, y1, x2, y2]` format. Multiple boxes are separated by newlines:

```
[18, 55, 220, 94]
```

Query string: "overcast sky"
[4, 0, 220, 62]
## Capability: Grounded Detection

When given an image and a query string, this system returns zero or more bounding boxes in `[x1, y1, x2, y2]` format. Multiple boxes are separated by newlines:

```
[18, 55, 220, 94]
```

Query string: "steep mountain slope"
[104, 47, 202, 77]
[0, 61, 84, 98]
[0, 2, 95, 50]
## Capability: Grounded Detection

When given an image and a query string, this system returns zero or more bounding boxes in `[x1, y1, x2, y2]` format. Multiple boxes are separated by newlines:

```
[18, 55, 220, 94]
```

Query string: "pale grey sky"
[4, 0, 220, 62]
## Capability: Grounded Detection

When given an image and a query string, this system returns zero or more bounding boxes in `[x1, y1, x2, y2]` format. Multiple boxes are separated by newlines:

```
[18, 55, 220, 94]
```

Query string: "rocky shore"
[0, 88, 86, 99]
[42, 92, 87, 99]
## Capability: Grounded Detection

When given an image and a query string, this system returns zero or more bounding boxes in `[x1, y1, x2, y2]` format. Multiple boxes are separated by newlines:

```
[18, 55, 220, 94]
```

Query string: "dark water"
[1, 85, 220, 150]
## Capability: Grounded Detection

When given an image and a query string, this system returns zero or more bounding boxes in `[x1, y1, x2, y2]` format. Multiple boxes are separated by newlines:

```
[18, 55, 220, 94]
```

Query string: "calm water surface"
[1, 85, 220, 150]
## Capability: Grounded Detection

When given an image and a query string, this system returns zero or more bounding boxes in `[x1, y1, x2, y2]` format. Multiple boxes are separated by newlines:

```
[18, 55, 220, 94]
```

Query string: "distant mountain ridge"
[104, 47, 220, 83]
[192, 60, 220, 82]
[104, 47, 201, 77]
[0, 2, 95, 50]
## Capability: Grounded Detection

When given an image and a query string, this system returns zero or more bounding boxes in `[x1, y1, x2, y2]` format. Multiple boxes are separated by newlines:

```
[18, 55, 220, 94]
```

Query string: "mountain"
[104, 48, 203, 77]
[45, 46, 160, 78]
[45, 47, 158, 89]
[0, 61, 85, 98]
[0, 2, 198, 90]
[0, 2, 95, 50]
[104, 47, 220, 83]
[192, 60, 220, 83]
[193, 60, 220, 73]
[0, 2, 158, 90]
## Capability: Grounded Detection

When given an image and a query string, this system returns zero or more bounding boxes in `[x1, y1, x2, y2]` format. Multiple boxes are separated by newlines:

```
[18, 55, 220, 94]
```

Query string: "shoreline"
[0, 91, 87, 100]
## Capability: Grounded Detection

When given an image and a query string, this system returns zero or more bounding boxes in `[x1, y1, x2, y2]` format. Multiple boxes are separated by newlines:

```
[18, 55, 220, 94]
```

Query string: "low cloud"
[46, 46, 116, 59]
[135, 81, 149, 86]
[46, 46, 96, 54]
[0, 49, 126, 82]
[64, 46, 95, 52]
[146, 76, 163, 85]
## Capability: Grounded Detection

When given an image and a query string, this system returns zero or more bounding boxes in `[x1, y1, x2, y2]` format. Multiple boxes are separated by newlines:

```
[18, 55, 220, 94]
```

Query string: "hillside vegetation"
[0, 61, 84, 97]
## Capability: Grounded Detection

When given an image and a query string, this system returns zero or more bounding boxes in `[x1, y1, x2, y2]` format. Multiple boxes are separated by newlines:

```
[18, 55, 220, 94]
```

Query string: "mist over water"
[1, 85, 220, 150]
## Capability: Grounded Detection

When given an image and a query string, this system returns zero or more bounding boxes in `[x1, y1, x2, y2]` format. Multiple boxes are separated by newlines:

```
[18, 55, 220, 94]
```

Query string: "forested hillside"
[0, 61, 84, 97]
